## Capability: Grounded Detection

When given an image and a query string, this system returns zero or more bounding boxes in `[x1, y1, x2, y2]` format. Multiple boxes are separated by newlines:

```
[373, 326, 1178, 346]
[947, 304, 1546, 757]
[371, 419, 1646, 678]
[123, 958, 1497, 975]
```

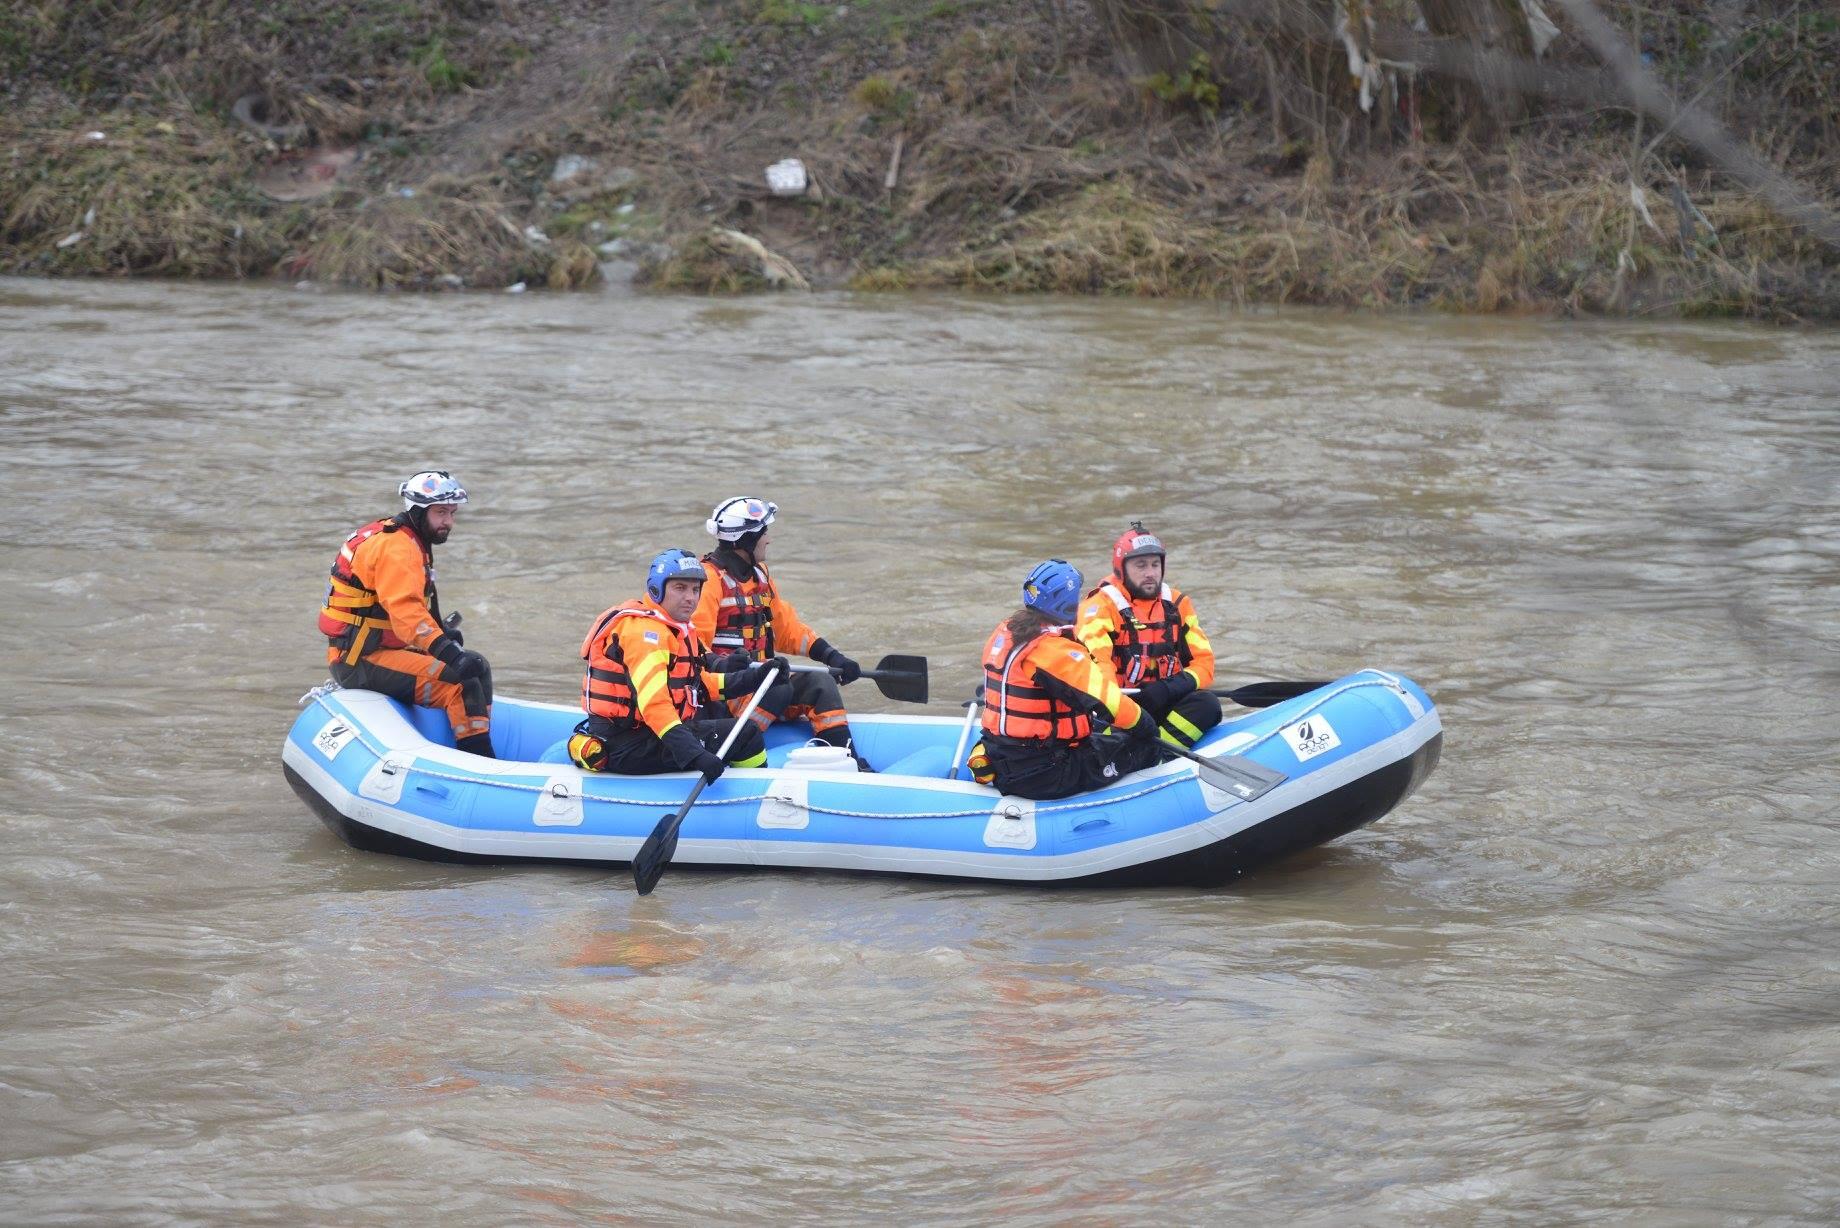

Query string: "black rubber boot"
[455, 732, 496, 759]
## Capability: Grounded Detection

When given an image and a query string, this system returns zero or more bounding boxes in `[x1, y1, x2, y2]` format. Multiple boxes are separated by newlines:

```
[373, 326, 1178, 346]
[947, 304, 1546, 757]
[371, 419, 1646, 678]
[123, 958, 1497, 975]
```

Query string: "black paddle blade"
[631, 813, 683, 896]
[1219, 680, 1331, 708]
[869, 654, 928, 704]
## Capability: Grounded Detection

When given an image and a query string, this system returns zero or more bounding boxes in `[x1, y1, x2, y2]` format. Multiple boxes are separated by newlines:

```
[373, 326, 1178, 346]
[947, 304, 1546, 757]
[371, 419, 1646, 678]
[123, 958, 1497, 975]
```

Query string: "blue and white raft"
[282, 670, 1440, 887]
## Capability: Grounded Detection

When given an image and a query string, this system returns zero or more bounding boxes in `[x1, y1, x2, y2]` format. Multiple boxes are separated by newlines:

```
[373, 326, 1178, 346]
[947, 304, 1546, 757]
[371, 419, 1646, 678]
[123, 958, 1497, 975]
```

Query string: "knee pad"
[567, 723, 607, 772]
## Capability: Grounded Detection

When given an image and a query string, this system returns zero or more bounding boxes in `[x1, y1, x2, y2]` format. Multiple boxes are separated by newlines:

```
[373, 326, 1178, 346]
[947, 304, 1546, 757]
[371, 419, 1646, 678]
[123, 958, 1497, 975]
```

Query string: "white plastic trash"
[782, 742, 858, 773]
[764, 158, 808, 196]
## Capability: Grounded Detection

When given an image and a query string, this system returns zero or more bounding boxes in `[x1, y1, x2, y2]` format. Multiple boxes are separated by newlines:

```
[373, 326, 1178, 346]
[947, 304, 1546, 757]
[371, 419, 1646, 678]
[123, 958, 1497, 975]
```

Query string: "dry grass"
[1, 111, 283, 277]
[0, 0, 1835, 315]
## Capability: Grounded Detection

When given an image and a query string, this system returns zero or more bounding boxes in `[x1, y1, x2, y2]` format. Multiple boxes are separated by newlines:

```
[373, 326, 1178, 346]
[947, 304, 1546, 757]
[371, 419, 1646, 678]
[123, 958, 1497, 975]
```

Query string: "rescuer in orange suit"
[973, 559, 1171, 801]
[568, 548, 781, 781]
[317, 470, 494, 757]
[691, 496, 872, 771]
[1076, 522, 1223, 747]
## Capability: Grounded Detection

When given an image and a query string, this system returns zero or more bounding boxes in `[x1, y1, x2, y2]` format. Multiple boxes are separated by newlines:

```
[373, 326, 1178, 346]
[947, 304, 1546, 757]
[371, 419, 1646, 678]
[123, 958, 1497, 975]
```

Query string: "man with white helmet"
[317, 470, 495, 757]
[691, 496, 872, 770]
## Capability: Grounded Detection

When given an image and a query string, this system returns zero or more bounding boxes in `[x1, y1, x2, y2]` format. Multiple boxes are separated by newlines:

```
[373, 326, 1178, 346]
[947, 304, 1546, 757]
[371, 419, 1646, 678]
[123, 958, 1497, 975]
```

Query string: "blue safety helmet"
[646, 548, 707, 603]
[1022, 558, 1083, 624]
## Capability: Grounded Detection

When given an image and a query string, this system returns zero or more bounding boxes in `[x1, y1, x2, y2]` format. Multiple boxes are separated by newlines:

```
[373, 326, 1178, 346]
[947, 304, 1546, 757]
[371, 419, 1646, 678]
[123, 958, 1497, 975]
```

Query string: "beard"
[1128, 575, 1160, 599]
[425, 524, 451, 544]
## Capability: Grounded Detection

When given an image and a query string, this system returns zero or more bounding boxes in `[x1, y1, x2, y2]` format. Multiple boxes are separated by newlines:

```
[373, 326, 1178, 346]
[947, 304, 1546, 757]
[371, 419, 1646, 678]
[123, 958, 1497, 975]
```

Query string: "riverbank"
[3, 0, 1836, 318]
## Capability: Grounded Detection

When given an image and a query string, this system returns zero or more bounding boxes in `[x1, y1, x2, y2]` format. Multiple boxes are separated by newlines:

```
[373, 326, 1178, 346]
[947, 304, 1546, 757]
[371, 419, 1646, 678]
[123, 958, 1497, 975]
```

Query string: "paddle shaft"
[1089, 710, 1287, 802]
[946, 695, 980, 781]
[1124, 679, 1330, 708]
[631, 666, 780, 895]
[786, 652, 928, 704]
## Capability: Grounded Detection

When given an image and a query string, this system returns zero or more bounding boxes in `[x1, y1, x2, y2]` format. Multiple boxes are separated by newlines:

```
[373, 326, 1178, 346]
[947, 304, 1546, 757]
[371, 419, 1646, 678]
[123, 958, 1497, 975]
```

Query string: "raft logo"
[312, 719, 357, 760]
[1279, 715, 1341, 762]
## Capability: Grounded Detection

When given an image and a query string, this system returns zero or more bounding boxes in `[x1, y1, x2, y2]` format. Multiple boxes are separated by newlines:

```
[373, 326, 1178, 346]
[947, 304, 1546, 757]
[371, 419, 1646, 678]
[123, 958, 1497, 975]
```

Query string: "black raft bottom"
[287, 729, 1442, 888]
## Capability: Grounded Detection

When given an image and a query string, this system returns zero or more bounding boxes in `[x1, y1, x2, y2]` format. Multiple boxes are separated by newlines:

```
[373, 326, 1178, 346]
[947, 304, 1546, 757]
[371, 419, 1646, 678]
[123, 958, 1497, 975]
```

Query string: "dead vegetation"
[0, 0, 1835, 317]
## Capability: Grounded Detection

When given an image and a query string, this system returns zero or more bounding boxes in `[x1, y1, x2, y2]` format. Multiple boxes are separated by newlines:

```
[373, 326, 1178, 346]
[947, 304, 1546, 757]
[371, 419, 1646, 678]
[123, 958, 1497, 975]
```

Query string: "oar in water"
[789, 653, 928, 704]
[631, 666, 780, 897]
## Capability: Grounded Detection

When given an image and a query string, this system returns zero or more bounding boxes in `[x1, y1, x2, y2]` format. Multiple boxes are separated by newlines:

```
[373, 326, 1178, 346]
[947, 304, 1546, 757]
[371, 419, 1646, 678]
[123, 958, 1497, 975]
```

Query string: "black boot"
[455, 732, 496, 759]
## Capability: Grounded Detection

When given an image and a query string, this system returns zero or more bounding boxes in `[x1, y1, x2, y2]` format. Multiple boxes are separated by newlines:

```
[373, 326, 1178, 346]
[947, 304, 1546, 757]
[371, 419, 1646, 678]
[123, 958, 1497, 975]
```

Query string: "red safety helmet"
[1111, 521, 1165, 584]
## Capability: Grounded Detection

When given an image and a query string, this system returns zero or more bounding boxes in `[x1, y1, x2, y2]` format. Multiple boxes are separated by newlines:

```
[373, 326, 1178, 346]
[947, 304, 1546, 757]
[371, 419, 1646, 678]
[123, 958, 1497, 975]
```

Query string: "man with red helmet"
[1075, 522, 1223, 747]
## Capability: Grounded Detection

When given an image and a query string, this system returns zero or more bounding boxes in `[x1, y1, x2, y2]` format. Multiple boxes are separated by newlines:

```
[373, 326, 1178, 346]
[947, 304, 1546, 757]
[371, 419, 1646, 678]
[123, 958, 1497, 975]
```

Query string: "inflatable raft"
[282, 670, 1440, 887]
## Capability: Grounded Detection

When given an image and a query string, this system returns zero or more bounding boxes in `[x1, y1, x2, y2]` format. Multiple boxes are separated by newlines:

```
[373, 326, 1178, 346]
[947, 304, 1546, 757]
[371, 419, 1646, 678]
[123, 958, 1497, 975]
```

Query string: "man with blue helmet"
[569, 548, 784, 780]
[317, 470, 494, 758]
[971, 559, 1168, 800]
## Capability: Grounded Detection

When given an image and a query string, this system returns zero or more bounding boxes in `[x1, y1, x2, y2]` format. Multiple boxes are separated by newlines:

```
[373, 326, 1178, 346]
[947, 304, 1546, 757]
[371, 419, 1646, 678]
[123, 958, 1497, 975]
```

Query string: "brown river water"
[1, 277, 1837, 1224]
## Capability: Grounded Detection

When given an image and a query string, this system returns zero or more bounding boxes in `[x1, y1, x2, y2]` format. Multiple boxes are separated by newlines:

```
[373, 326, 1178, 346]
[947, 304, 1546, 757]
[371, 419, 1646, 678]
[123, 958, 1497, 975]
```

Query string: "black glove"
[811, 638, 861, 685]
[708, 651, 753, 672]
[442, 612, 464, 647]
[829, 652, 863, 686]
[732, 655, 791, 696]
[432, 636, 488, 681]
[693, 751, 727, 785]
[1137, 672, 1196, 713]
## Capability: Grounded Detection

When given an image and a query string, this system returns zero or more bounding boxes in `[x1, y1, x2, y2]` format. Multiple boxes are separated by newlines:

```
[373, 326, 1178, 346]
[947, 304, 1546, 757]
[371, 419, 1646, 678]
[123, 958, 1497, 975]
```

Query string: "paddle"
[945, 691, 981, 781]
[789, 653, 928, 704]
[1091, 712, 1287, 803]
[631, 665, 780, 897]
[1211, 679, 1330, 707]
[1126, 679, 1329, 708]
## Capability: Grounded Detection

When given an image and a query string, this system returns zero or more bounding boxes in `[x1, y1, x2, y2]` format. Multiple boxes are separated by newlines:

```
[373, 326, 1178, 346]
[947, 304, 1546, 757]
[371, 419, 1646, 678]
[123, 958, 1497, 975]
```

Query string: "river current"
[2, 277, 1836, 1223]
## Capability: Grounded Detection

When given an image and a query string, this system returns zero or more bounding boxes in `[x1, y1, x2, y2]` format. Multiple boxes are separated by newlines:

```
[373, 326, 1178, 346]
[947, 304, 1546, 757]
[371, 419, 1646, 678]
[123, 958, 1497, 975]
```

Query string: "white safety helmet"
[706, 495, 777, 542]
[400, 470, 468, 510]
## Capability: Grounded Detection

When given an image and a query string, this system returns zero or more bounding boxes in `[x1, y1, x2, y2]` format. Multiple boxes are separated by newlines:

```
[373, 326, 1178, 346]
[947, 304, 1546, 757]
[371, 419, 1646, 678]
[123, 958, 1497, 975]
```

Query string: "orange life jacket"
[704, 557, 777, 661]
[981, 623, 1092, 743]
[318, 516, 433, 665]
[1091, 579, 1190, 686]
[580, 601, 708, 728]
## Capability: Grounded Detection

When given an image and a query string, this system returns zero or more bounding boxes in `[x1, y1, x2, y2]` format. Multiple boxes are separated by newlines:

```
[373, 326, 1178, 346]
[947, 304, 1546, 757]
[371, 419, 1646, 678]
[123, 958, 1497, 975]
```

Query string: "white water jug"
[781, 742, 859, 773]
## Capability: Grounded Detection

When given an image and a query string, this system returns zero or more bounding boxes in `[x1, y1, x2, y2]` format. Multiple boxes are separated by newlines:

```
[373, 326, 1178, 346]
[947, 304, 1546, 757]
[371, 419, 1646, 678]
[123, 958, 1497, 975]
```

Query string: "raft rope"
[302, 674, 1411, 821]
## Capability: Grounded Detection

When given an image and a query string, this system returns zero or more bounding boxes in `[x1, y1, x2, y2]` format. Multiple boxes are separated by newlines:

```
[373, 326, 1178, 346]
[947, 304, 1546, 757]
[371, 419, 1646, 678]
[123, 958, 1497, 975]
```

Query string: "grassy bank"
[2, 0, 1836, 318]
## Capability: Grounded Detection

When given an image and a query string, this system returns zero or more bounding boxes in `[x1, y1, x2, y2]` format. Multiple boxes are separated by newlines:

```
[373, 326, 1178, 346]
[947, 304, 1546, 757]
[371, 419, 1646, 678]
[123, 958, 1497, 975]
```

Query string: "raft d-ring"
[1001, 804, 1024, 821]
[549, 782, 571, 799]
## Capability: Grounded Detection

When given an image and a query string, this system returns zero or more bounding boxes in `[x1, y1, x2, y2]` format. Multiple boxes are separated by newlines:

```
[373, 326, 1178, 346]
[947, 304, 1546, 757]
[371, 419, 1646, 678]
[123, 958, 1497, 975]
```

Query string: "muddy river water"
[2, 277, 1837, 1223]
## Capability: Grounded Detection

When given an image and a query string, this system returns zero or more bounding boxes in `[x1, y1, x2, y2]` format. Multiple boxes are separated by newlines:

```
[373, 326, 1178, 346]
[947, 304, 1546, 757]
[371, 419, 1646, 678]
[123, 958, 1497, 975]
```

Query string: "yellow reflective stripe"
[1091, 664, 1123, 712]
[1160, 725, 1186, 748]
[634, 674, 670, 709]
[1165, 711, 1202, 743]
[733, 749, 767, 769]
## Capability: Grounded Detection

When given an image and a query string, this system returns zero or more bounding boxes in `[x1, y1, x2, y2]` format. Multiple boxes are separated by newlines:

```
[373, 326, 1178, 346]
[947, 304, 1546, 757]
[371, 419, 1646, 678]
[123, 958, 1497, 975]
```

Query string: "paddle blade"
[869, 654, 928, 704]
[631, 813, 683, 896]
[1218, 680, 1331, 708]
[1193, 753, 1287, 803]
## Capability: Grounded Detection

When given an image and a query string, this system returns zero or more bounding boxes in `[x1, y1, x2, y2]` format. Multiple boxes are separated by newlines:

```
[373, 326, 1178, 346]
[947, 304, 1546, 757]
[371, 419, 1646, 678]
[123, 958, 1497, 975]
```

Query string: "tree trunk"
[1415, 0, 1536, 127]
